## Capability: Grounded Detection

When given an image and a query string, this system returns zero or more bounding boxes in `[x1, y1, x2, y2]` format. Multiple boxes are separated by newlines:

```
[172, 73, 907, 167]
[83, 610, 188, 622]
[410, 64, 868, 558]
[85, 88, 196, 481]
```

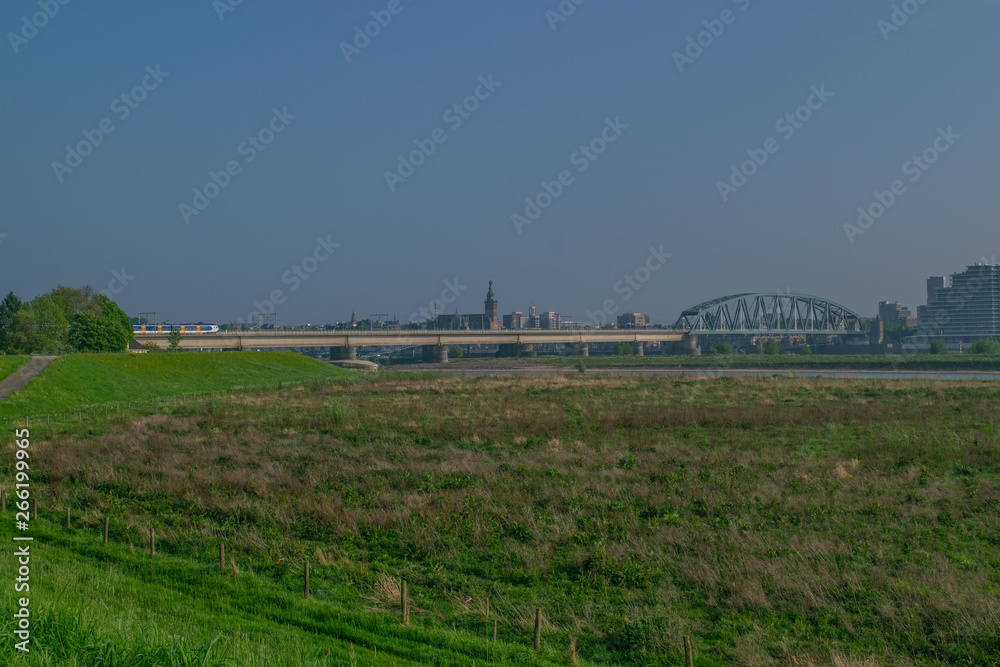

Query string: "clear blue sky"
[2, 0, 999, 325]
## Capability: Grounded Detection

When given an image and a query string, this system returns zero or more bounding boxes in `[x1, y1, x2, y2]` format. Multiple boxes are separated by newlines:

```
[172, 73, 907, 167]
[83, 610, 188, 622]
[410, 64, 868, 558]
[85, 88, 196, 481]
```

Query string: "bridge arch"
[672, 293, 865, 336]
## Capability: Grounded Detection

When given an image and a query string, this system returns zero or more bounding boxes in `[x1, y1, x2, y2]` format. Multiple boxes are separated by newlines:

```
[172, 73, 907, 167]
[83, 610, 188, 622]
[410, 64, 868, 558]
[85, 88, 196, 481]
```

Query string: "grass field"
[0, 356, 30, 383]
[547, 353, 1000, 371]
[0, 351, 346, 425]
[2, 373, 999, 665]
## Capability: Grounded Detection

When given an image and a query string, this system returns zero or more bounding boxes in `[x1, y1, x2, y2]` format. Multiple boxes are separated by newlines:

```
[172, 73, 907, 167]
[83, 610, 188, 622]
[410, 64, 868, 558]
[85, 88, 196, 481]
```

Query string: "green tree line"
[0, 286, 133, 354]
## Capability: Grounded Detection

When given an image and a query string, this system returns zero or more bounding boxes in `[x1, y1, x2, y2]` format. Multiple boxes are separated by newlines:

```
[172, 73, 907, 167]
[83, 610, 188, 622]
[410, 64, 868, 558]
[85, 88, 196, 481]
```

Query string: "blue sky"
[2, 0, 999, 325]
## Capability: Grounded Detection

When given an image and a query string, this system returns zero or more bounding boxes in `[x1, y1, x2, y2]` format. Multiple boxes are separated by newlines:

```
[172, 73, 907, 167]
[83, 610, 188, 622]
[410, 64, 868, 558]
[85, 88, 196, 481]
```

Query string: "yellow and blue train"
[133, 324, 220, 334]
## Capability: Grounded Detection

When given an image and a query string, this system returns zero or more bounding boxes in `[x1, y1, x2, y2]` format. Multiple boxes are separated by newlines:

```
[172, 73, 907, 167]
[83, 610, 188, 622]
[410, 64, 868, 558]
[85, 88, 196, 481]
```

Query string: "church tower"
[484, 280, 499, 329]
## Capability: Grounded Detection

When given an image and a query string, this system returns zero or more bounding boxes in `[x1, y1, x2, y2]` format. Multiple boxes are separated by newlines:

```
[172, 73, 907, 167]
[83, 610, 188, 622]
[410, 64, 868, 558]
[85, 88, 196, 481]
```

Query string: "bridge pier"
[422, 345, 449, 363]
[498, 343, 537, 358]
[330, 346, 357, 361]
[673, 334, 700, 356]
[631, 342, 644, 357]
[518, 343, 537, 357]
[564, 343, 589, 357]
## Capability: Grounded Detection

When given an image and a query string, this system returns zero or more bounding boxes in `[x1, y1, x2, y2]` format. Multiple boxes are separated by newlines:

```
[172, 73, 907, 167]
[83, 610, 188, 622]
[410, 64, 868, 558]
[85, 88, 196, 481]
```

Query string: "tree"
[713, 342, 732, 355]
[448, 344, 464, 359]
[68, 295, 133, 352]
[761, 341, 780, 355]
[167, 329, 183, 352]
[969, 338, 1000, 355]
[800, 346, 812, 355]
[929, 340, 947, 355]
[614, 342, 633, 356]
[0, 291, 23, 352]
[28, 292, 73, 352]
[6, 309, 39, 354]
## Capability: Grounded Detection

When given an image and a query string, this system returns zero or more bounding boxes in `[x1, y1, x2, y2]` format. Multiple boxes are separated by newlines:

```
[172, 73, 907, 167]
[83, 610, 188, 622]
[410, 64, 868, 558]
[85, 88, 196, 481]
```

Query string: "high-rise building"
[526, 306, 540, 329]
[927, 276, 947, 304]
[617, 312, 650, 329]
[877, 301, 912, 325]
[539, 312, 560, 330]
[503, 312, 524, 329]
[913, 264, 1000, 348]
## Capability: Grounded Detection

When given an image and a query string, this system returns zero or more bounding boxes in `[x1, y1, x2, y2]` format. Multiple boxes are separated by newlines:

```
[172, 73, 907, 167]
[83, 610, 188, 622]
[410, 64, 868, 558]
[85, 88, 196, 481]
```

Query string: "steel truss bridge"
[671, 293, 865, 336]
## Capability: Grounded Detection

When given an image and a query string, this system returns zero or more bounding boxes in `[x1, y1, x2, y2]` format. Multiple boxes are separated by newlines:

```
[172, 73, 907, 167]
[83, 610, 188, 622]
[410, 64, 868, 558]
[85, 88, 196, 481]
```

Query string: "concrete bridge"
[134, 329, 695, 362]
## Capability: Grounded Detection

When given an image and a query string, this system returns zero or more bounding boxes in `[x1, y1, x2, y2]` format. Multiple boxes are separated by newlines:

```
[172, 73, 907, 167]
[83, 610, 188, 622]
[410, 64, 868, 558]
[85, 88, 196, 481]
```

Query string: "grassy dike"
[0, 357, 30, 383]
[2, 372, 999, 665]
[0, 351, 347, 425]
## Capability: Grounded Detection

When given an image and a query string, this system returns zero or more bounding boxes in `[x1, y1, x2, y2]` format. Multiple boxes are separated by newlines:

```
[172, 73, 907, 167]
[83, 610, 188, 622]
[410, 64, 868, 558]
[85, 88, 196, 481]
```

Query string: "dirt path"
[0, 356, 58, 402]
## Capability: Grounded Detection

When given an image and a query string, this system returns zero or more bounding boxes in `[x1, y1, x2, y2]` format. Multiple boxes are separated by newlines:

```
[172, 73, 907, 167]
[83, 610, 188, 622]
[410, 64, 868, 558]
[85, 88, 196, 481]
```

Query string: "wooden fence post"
[684, 636, 694, 667]
[401, 579, 409, 627]
[304, 561, 310, 599]
[220, 543, 225, 574]
[104, 517, 109, 545]
[150, 528, 155, 556]
[66, 507, 71, 529]
[534, 608, 542, 652]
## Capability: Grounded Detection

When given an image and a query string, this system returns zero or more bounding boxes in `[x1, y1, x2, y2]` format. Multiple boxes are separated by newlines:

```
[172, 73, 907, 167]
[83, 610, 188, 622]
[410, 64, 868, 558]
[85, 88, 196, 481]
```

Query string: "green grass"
[550, 353, 1000, 371]
[0, 351, 346, 425]
[4, 373, 1000, 665]
[0, 519, 557, 666]
[0, 355, 30, 383]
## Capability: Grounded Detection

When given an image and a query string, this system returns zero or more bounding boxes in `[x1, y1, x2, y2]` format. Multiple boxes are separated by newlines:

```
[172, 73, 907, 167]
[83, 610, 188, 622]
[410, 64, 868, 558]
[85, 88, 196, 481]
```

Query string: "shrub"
[326, 399, 357, 425]
[761, 341, 779, 355]
[929, 340, 947, 355]
[714, 342, 732, 355]
[969, 338, 1000, 355]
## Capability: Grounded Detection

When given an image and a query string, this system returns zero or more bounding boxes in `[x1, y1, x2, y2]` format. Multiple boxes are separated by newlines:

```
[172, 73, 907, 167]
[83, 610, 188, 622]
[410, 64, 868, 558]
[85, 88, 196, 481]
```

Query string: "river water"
[444, 368, 1000, 381]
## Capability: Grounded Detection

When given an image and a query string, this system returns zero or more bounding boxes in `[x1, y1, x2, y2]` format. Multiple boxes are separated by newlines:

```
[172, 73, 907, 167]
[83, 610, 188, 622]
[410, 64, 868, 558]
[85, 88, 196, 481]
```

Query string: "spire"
[486, 279, 495, 300]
